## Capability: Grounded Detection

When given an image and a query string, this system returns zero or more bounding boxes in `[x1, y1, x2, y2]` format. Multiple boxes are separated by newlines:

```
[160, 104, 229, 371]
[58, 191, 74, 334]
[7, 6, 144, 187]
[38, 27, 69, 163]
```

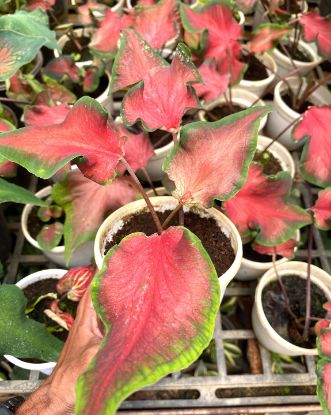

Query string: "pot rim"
[271, 37, 321, 67]
[254, 261, 331, 355]
[54, 28, 94, 67]
[4, 269, 67, 370]
[240, 53, 277, 87]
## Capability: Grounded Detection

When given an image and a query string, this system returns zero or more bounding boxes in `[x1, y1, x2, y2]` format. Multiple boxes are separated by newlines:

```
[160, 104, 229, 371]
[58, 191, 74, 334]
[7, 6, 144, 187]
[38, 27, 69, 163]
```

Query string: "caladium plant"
[252, 238, 297, 258]
[248, 23, 291, 54]
[312, 188, 331, 230]
[56, 265, 96, 301]
[300, 11, 331, 59]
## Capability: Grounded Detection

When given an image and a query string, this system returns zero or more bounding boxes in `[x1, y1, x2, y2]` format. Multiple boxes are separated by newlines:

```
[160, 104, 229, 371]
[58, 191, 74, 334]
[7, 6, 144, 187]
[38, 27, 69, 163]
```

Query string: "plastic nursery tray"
[0, 163, 330, 414]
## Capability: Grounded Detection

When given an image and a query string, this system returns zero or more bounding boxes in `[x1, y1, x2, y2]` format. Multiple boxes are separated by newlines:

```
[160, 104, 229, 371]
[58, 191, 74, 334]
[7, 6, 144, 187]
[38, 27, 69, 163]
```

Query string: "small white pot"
[94, 196, 243, 302]
[95, 71, 111, 112]
[239, 53, 277, 97]
[111, 0, 125, 12]
[266, 77, 331, 150]
[4, 269, 67, 375]
[54, 28, 94, 68]
[236, 230, 300, 281]
[252, 261, 331, 356]
[21, 186, 94, 268]
[270, 38, 321, 79]
[199, 88, 268, 131]
[1, 104, 18, 127]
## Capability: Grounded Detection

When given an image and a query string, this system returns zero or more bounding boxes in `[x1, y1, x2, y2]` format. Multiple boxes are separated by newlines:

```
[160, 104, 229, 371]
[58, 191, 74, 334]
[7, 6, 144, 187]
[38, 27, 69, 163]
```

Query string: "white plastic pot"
[138, 138, 174, 182]
[266, 77, 331, 150]
[94, 196, 243, 302]
[21, 186, 94, 268]
[236, 230, 300, 281]
[1, 104, 18, 128]
[239, 53, 277, 97]
[199, 88, 268, 131]
[4, 269, 67, 375]
[270, 38, 321, 79]
[252, 261, 331, 356]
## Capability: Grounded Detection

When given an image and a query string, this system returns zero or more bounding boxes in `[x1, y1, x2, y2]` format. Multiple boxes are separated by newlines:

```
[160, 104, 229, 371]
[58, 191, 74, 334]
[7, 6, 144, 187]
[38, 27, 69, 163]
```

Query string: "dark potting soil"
[205, 104, 244, 122]
[23, 278, 77, 343]
[73, 73, 109, 99]
[62, 35, 92, 62]
[254, 150, 283, 175]
[27, 205, 65, 244]
[242, 53, 268, 81]
[243, 243, 282, 262]
[276, 43, 312, 63]
[282, 93, 315, 113]
[262, 274, 328, 348]
[104, 210, 235, 276]
[148, 130, 173, 149]
[279, 0, 301, 14]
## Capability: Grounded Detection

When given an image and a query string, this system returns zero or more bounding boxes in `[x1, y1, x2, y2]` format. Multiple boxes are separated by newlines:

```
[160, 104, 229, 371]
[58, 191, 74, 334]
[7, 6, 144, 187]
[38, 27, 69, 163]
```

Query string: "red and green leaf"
[300, 11, 331, 59]
[76, 226, 220, 415]
[0, 97, 123, 184]
[24, 104, 70, 127]
[52, 170, 138, 264]
[122, 43, 201, 131]
[43, 56, 80, 83]
[35, 77, 76, 106]
[218, 41, 245, 84]
[83, 66, 102, 93]
[0, 118, 16, 177]
[56, 265, 96, 302]
[44, 300, 74, 330]
[0, 178, 47, 205]
[36, 221, 64, 250]
[133, 0, 180, 49]
[26, 0, 56, 12]
[180, 0, 242, 60]
[163, 107, 269, 207]
[319, 328, 331, 358]
[292, 106, 331, 188]
[37, 205, 63, 222]
[312, 188, 331, 230]
[252, 238, 297, 258]
[77, 1, 106, 25]
[195, 59, 230, 102]
[317, 360, 331, 415]
[0, 30, 45, 81]
[248, 23, 290, 54]
[223, 164, 312, 245]
[6, 71, 43, 104]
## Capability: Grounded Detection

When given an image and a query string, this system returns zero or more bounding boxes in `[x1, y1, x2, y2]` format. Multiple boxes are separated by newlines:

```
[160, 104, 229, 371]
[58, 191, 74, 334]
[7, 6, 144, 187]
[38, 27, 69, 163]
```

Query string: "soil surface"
[242, 53, 268, 81]
[282, 93, 314, 113]
[262, 274, 328, 348]
[27, 205, 65, 245]
[254, 149, 283, 175]
[243, 243, 282, 262]
[104, 210, 235, 276]
[23, 278, 77, 342]
[277, 42, 312, 63]
[148, 130, 173, 149]
[205, 104, 245, 122]
[62, 35, 92, 62]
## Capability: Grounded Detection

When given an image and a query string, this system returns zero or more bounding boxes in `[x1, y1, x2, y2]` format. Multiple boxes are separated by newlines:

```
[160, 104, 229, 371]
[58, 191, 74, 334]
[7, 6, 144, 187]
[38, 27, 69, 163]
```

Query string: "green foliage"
[0, 178, 47, 205]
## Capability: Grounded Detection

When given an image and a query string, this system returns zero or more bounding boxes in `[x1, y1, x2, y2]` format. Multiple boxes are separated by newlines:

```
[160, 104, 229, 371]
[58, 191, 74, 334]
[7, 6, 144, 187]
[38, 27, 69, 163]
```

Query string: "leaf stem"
[0, 97, 32, 105]
[162, 202, 183, 229]
[142, 167, 158, 196]
[120, 158, 163, 235]
[262, 115, 302, 152]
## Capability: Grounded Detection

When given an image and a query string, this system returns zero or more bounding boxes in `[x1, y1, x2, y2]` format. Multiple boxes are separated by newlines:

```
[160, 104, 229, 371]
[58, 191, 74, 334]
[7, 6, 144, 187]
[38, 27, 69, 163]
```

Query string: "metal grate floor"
[1, 154, 331, 413]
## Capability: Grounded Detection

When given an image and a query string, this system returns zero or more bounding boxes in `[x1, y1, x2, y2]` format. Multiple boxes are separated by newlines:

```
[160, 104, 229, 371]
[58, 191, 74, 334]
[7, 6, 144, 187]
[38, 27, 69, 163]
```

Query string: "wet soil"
[242, 53, 269, 81]
[205, 104, 245, 122]
[254, 149, 283, 175]
[62, 35, 92, 62]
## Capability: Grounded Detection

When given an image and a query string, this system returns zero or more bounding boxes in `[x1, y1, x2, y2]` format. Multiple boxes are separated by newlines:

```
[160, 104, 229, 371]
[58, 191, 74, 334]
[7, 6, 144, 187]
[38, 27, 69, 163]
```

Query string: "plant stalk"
[262, 115, 302, 152]
[120, 158, 163, 235]
[303, 223, 313, 339]
[142, 167, 158, 196]
[0, 97, 32, 105]
[162, 202, 183, 229]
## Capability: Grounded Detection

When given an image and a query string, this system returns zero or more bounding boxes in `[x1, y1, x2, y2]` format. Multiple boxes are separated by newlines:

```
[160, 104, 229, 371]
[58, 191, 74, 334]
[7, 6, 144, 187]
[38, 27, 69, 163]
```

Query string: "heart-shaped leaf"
[312, 188, 331, 230]
[163, 107, 269, 207]
[0, 30, 45, 81]
[223, 164, 312, 245]
[180, 0, 242, 60]
[83, 66, 102, 93]
[195, 59, 230, 102]
[0, 119, 16, 177]
[122, 43, 201, 131]
[251, 239, 297, 258]
[248, 24, 290, 54]
[24, 104, 71, 127]
[133, 0, 179, 49]
[0, 178, 47, 205]
[76, 226, 219, 415]
[37, 205, 63, 222]
[56, 265, 96, 301]
[317, 360, 331, 415]
[111, 28, 167, 93]
[300, 11, 331, 58]
[0, 97, 123, 184]
[43, 56, 80, 83]
[292, 106, 331, 188]
[52, 170, 138, 264]
[44, 300, 75, 330]
[0, 284, 63, 361]
[36, 77, 76, 106]
[37, 221, 64, 250]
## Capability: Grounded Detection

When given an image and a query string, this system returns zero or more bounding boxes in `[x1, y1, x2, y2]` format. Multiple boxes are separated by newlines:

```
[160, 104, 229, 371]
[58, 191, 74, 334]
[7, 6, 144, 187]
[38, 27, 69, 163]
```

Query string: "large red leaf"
[111, 28, 167, 92]
[24, 104, 70, 127]
[248, 24, 290, 54]
[0, 97, 123, 184]
[90, 10, 134, 57]
[223, 164, 312, 245]
[163, 107, 269, 207]
[292, 106, 331, 188]
[312, 188, 331, 230]
[133, 0, 179, 49]
[317, 360, 331, 415]
[300, 11, 331, 59]
[76, 226, 219, 415]
[122, 43, 201, 131]
[251, 239, 296, 258]
[56, 265, 96, 302]
[195, 59, 230, 102]
[0, 119, 16, 177]
[218, 40, 245, 84]
[43, 56, 80, 83]
[77, 1, 106, 25]
[52, 170, 138, 263]
[180, 0, 242, 60]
